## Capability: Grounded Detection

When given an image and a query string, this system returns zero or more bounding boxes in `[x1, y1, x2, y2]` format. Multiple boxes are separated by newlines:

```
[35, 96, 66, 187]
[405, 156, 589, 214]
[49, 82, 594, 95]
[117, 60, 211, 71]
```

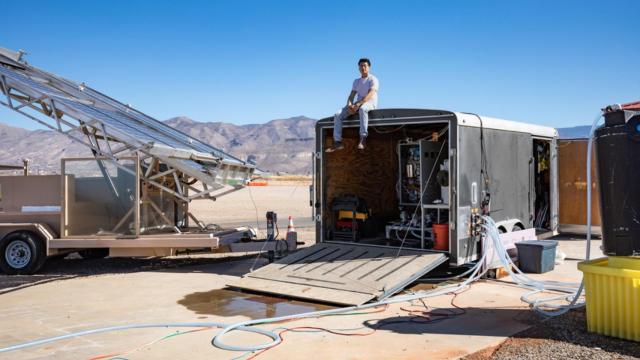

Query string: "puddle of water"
[178, 289, 333, 319]
[408, 283, 438, 292]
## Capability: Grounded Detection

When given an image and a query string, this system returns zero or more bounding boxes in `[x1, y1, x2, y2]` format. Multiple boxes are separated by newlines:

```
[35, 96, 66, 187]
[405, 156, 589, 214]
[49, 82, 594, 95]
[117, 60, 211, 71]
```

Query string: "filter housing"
[595, 109, 640, 256]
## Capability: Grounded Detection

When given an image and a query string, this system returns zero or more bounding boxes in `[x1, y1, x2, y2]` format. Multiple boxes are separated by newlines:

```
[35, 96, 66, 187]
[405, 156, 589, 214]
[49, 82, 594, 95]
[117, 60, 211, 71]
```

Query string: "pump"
[266, 211, 277, 242]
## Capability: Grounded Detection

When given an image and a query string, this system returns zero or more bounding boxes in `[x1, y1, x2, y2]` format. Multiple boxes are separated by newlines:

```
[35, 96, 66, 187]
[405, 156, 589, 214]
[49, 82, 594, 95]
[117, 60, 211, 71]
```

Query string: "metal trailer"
[0, 47, 295, 275]
[229, 109, 558, 306]
[312, 109, 559, 266]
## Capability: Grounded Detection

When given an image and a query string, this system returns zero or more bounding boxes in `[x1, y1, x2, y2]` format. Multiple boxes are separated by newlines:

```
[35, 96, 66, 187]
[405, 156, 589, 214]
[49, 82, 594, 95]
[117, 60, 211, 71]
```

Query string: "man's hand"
[346, 90, 358, 114]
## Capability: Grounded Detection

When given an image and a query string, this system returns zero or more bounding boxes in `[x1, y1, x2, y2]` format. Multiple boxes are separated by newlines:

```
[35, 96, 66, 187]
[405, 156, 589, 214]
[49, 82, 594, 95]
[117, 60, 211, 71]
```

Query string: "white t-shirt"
[352, 74, 379, 107]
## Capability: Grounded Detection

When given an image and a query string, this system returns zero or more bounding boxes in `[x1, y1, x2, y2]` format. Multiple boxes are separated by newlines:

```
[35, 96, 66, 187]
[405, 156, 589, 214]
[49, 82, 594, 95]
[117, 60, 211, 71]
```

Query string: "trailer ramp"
[229, 243, 447, 306]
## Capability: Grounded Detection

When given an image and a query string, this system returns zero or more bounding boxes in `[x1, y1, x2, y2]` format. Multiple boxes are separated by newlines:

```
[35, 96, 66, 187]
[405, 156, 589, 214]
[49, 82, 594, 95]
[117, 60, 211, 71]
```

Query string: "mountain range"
[0, 117, 590, 175]
[0, 116, 316, 175]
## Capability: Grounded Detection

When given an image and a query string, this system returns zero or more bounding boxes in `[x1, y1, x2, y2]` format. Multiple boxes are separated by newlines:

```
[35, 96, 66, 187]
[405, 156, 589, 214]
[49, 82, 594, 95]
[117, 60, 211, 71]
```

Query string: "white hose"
[0, 118, 603, 353]
[0, 241, 491, 355]
[480, 114, 602, 316]
[0, 201, 585, 355]
[481, 217, 584, 315]
[0, 322, 279, 354]
[213, 236, 493, 352]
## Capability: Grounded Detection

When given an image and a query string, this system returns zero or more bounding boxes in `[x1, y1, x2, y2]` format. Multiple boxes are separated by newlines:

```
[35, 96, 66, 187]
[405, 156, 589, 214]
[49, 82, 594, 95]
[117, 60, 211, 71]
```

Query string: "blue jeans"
[333, 102, 376, 142]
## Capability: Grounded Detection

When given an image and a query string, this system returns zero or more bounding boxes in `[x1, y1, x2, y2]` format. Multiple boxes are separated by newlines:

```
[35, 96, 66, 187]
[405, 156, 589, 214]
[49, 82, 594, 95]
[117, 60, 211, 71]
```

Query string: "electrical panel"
[399, 143, 422, 205]
[395, 139, 449, 249]
[398, 140, 447, 206]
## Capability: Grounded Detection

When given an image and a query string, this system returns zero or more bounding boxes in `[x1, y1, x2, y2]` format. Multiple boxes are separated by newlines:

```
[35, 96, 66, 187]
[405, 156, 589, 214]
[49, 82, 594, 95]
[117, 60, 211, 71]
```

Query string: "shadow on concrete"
[549, 233, 602, 241]
[365, 307, 640, 360]
[0, 253, 265, 294]
[363, 307, 536, 336]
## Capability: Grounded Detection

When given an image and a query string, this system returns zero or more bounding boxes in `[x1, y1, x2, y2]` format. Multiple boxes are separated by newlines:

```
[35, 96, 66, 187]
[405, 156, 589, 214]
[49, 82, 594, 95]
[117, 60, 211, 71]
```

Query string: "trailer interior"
[533, 138, 552, 231]
[320, 120, 452, 251]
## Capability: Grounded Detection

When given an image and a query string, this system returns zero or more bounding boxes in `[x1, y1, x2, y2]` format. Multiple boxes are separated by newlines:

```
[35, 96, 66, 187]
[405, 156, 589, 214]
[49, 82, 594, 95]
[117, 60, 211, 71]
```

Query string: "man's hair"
[358, 58, 371, 66]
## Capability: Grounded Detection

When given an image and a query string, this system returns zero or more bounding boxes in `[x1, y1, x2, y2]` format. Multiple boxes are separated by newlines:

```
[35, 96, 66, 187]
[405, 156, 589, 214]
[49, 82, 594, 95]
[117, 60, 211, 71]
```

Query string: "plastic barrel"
[595, 109, 640, 256]
[432, 223, 449, 251]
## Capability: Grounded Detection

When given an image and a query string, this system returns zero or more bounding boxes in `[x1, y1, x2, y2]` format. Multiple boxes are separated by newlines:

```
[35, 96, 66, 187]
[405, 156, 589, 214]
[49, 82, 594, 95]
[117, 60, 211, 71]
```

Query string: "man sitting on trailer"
[326, 58, 379, 152]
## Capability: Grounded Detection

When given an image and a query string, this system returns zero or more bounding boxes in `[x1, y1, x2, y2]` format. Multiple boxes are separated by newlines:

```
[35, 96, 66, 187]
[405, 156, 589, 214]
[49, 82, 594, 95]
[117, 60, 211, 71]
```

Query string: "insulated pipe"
[0, 322, 280, 354]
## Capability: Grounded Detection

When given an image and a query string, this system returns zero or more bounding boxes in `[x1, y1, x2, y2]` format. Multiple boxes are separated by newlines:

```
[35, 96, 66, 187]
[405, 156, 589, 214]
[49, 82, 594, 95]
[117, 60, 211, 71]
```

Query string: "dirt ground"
[0, 183, 638, 359]
[189, 180, 315, 232]
[464, 308, 640, 360]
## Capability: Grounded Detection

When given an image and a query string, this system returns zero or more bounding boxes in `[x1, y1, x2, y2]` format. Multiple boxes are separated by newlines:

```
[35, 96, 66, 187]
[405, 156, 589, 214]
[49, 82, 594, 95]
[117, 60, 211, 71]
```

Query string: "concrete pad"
[0, 235, 597, 360]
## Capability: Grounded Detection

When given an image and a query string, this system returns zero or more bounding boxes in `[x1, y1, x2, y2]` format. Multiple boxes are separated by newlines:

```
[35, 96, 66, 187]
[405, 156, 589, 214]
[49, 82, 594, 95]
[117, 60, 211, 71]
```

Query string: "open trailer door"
[228, 243, 447, 306]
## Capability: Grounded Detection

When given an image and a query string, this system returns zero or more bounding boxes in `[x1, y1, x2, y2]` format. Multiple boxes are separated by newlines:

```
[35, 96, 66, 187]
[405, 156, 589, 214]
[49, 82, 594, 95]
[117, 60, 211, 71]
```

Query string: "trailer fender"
[0, 223, 56, 256]
[495, 219, 524, 233]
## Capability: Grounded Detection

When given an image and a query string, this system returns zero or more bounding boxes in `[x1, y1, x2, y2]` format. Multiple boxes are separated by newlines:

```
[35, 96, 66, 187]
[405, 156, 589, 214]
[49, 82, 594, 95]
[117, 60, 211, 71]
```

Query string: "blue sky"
[2, 0, 639, 130]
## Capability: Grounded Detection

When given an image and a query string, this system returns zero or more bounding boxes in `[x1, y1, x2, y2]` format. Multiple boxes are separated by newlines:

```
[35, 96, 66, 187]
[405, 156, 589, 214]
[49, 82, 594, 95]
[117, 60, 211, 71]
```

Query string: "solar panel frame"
[0, 52, 256, 200]
[28, 66, 248, 164]
[1, 63, 250, 165]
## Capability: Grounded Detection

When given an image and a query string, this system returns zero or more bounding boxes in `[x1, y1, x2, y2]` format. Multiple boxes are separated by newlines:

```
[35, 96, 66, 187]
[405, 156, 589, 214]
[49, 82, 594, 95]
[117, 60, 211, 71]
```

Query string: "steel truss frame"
[61, 155, 205, 237]
[0, 49, 255, 209]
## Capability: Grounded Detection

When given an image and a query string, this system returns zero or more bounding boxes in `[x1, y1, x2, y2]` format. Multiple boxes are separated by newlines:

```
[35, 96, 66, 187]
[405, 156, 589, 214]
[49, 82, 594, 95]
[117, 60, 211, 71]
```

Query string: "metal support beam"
[148, 167, 178, 180]
[0, 75, 13, 108]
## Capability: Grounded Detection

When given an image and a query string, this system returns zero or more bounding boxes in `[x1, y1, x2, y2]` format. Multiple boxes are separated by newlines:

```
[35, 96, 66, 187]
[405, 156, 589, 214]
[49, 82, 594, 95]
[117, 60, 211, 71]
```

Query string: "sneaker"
[325, 141, 344, 153]
[357, 136, 366, 150]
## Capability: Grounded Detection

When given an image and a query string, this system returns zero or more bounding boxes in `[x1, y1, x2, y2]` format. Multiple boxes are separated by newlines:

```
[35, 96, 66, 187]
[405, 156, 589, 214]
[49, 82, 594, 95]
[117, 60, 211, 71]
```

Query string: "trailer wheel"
[511, 224, 524, 232]
[79, 248, 109, 259]
[0, 232, 46, 275]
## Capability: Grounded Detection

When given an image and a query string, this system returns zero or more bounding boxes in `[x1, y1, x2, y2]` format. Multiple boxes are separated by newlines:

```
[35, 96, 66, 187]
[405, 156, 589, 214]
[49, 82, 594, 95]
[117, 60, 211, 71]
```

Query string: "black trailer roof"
[317, 108, 455, 126]
[317, 108, 558, 138]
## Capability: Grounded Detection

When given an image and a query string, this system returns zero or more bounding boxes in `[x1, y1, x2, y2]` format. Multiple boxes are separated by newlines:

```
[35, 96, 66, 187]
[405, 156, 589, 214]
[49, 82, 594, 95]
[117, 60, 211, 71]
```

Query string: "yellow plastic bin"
[578, 257, 640, 341]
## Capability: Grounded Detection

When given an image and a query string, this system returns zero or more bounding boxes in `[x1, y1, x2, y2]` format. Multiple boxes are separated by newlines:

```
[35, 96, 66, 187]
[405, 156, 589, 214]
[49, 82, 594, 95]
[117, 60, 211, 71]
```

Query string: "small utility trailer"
[231, 109, 558, 305]
[0, 47, 295, 274]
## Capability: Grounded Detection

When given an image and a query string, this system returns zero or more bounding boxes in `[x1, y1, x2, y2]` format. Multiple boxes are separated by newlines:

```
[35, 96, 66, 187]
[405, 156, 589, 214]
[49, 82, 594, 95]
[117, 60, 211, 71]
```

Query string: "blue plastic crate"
[515, 240, 558, 273]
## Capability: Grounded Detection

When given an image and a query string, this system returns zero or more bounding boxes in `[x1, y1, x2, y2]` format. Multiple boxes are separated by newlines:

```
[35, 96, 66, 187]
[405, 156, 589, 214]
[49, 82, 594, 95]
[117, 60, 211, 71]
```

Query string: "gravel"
[464, 308, 640, 360]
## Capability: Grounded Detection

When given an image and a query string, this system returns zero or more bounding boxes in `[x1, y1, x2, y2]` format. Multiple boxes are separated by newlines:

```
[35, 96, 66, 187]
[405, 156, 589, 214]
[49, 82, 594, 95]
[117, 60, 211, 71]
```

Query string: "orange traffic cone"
[286, 216, 297, 243]
[287, 216, 296, 232]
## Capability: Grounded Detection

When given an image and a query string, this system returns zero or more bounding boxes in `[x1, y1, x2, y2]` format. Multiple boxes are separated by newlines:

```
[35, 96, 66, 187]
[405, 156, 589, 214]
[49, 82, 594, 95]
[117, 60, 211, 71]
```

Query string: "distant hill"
[0, 122, 88, 174]
[164, 116, 316, 174]
[0, 116, 317, 175]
